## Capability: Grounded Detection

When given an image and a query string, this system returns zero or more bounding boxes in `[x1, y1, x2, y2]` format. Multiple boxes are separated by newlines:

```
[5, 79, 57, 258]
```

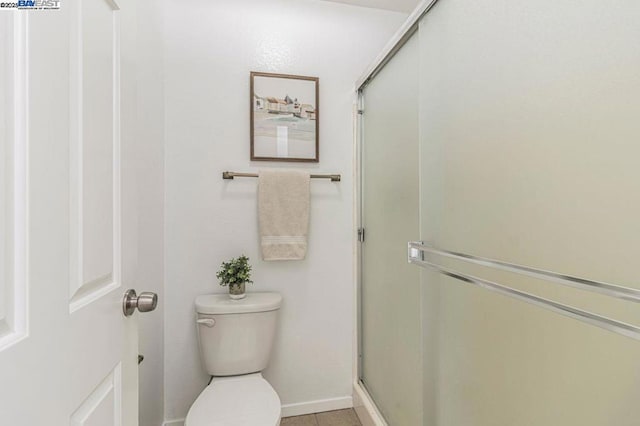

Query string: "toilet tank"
[195, 292, 282, 376]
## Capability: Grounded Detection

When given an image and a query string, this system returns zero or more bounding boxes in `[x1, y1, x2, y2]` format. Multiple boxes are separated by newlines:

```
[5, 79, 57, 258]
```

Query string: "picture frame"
[250, 71, 319, 162]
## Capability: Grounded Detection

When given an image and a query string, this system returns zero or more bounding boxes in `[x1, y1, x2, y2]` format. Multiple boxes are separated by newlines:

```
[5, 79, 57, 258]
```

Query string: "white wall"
[135, 1, 165, 425]
[162, 0, 406, 422]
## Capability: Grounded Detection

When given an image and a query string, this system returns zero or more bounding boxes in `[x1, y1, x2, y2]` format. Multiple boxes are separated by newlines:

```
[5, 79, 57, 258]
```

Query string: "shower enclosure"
[357, 1, 640, 425]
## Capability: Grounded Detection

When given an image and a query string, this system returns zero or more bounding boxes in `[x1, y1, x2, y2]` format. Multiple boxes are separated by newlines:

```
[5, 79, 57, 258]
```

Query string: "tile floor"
[281, 408, 362, 426]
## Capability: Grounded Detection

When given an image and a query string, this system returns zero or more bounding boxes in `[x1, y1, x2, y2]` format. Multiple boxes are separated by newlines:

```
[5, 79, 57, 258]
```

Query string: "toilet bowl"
[186, 292, 283, 426]
[185, 374, 281, 426]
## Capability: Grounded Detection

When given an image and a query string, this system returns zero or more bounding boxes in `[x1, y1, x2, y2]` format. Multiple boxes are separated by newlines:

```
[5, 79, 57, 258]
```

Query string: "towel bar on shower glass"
[407, 241, 640, 341]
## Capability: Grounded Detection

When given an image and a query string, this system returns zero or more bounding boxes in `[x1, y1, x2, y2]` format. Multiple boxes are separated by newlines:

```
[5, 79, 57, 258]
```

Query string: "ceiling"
[320, 0, 420, 13]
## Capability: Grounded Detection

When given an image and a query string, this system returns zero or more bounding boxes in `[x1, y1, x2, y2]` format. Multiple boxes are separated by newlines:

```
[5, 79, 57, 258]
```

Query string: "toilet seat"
[185, 373, 281, 426]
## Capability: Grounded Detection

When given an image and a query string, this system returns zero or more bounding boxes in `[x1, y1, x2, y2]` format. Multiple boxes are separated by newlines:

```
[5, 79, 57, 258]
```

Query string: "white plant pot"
[229, 282, 246, 300]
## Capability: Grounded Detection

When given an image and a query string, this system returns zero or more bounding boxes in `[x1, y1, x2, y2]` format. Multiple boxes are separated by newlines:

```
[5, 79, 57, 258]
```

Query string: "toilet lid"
[185, 374, 281, 426]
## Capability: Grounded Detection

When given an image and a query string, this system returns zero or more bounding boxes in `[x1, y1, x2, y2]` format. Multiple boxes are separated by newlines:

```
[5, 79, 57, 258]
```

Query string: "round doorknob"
[122, 289, 158, 317]
[137, 292, 158, 312]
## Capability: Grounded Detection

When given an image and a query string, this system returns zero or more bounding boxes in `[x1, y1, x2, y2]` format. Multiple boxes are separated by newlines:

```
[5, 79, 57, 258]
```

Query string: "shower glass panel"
[417, 0, 640, 424]
[360, 33, 422, 425]
[360, 0, 640, 425]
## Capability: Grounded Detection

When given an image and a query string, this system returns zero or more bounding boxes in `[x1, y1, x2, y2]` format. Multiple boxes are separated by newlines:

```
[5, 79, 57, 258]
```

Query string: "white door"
[0, 1, 146, 424]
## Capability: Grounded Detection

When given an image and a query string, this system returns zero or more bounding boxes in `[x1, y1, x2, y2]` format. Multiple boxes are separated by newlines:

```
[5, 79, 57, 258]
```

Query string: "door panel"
[71, 365, 122, 426]
[80, 0, 116, 290]
[0, 22, 6, 327]
[70, 0, 121, 311]
[0, 1, 138, 424]
[0, 12, 28, 349]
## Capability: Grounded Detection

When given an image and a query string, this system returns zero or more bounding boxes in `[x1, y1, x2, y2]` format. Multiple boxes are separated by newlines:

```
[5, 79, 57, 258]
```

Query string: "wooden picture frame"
[250, 72, 319, 162]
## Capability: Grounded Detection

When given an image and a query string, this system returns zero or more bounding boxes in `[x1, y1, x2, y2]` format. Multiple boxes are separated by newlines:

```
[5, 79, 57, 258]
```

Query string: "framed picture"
[250, 72, 319, 162]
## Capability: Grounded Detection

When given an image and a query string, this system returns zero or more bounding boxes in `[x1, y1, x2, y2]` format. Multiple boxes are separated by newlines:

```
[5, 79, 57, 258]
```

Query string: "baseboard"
[281, 396, 353, 418]
[353, 381, 387, 426]
[162, 396, 353, 425]
[162, 419, 184, 426]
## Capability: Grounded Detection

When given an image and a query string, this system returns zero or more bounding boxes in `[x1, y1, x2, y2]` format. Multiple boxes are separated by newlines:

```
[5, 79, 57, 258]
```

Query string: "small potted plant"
[216, 255, 253, 300]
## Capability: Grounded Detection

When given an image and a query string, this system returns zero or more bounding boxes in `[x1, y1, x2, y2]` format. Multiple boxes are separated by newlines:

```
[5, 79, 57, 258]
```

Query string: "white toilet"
[186, 292, 283, 426]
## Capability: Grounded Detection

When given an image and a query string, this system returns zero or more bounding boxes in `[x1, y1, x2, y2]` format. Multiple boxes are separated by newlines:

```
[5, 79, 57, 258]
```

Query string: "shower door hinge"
[358, 228, 365, 242]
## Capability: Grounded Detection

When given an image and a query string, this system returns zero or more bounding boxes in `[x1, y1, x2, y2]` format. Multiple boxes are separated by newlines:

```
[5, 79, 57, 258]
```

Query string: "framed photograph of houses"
[250, 72, 319, 162]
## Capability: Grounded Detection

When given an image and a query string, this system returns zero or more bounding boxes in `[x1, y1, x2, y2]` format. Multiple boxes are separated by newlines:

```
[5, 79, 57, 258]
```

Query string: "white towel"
[258, 170, 310, 261]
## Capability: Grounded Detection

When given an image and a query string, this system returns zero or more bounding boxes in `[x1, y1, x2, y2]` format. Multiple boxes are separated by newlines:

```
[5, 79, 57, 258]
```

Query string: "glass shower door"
[360, 1, 640, 425]
[416, 0, 640, 425]
[359, 33, 422, 425]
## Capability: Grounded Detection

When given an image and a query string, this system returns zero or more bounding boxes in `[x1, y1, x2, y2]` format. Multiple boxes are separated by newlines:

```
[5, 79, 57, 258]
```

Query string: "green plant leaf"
[216, 254, 253, 287]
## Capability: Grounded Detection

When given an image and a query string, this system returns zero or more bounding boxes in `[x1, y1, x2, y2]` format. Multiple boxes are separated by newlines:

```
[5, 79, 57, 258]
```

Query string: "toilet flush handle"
[197, 318, 216, 327]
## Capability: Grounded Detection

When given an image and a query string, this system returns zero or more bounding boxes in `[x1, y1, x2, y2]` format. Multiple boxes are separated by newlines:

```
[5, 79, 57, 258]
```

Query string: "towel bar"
[408, 241, 640, 341]
[222, 171, 341, 182]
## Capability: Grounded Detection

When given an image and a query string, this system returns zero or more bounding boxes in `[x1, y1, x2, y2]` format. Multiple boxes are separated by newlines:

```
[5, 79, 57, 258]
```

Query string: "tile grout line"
[282, 408, 361, 426]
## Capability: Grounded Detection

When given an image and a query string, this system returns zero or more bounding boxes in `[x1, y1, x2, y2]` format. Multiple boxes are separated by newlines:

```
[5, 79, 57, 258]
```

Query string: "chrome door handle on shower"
[122, 289, 158, 317]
